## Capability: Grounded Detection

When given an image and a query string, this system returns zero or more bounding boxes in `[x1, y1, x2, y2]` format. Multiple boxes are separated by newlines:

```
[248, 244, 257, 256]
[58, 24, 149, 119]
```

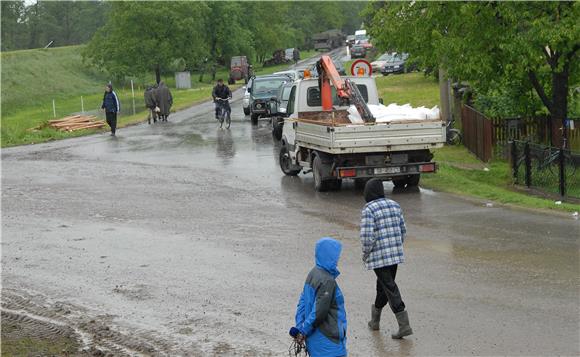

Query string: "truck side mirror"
[379, 98, 384, 104]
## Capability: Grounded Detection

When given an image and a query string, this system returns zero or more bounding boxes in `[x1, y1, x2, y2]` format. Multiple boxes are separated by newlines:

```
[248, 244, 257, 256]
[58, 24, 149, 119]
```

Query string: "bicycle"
[215, 97, 231, 129]
[446, 118, 462, 145]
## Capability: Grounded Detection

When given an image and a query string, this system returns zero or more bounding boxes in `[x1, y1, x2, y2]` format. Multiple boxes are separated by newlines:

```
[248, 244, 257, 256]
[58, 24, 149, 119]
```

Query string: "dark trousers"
[105, 112, 117, 134]
[374, 265, 406, 313]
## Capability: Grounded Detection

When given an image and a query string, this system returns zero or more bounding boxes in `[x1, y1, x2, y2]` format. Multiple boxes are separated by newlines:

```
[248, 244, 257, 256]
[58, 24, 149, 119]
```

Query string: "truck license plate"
[375, 167, 400, 174]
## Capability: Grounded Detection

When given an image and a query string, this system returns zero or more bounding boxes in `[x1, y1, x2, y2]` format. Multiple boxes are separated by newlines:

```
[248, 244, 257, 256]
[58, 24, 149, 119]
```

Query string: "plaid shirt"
[360, 198, 407, 270]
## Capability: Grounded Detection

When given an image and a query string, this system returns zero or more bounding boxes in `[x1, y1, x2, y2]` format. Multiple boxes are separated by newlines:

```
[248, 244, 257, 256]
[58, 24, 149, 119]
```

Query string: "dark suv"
[269, 82, 294, 140]
[248, 75, 291, 124]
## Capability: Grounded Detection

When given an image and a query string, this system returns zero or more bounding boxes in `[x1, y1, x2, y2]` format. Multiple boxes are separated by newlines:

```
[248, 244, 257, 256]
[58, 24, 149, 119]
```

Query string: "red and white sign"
[350, 59, 372, 76]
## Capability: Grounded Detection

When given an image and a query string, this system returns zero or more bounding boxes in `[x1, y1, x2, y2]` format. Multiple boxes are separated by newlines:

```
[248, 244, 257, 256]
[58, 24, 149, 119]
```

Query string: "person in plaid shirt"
[360, 178, 413, 339]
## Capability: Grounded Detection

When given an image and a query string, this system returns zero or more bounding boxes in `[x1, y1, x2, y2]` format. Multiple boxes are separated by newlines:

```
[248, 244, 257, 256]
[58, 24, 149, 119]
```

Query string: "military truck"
[312, 30, 346, 51]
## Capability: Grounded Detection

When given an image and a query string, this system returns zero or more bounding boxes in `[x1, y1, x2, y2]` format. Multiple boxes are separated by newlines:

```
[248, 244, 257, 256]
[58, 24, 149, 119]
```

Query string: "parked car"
[371, 53, 394, 73]
[228, 56, 250, 84]
[248, 75, 291, 124]
[381, 53, 415, 75]
[269, 82, 294, 140]
[350, 45, 366, 59]
[242, 77, 253, 115]
[346, 35, 355, 48]
[358, 39, 373, 50]
[274, 70, 302, 81]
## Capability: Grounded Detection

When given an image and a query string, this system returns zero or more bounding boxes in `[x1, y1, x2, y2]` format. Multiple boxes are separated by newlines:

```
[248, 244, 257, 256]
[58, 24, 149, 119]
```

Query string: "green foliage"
[81, 1, 367, 78]
[83, 2, 208, 81]
[366, 2, 579, 120]
[1, 0, 109, 51]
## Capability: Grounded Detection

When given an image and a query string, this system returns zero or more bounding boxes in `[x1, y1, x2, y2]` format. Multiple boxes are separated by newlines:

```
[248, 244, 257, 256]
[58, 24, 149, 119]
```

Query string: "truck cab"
[279, 77, 445, 191]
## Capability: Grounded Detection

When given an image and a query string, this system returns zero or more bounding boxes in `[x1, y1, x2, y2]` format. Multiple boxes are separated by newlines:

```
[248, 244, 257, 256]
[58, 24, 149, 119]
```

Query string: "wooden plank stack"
[47, 115, 106, 132]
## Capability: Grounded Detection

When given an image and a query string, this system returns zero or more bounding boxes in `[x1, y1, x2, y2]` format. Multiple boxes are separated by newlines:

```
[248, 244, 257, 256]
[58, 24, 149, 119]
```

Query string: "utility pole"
[439, 67, 452, 123]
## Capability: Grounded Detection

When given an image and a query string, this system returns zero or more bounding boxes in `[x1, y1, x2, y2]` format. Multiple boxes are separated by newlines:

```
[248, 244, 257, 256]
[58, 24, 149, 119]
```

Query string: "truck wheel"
[243, 107, 250, 116]
[279, 145, 301, 176]
[313, 156, 331, 192]
[328, 179, 342, 191]
[251, 114, 259, 125]
[272, 121, 283, 140]
[354, 178, 369, 190]
[408, 174, 420, 187]
[393, 175, 420, 188]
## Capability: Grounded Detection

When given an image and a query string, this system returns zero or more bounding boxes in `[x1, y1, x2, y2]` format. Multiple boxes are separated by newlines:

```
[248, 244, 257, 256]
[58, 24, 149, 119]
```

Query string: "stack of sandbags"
[348, 104, 440, 124]
[48, 115, 106, 132]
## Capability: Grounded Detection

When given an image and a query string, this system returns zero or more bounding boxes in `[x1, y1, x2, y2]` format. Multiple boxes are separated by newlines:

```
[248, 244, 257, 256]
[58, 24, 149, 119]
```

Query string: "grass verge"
[423, 146, 580, 213]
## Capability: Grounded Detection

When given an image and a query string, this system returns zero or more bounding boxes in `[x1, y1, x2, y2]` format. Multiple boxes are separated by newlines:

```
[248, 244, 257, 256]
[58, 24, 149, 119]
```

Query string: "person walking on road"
[212, 79, 232, 120]
[360, 178, 413, 339]
[144, 85, 158, 124]
[154, 81, 173, 122]
[101, 83, 120, 136]
[291, 237, 348, 357]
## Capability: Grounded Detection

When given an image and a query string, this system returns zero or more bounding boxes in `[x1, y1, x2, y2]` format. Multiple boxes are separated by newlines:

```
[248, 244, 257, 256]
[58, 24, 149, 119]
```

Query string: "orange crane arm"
[315, 55, 375, 122]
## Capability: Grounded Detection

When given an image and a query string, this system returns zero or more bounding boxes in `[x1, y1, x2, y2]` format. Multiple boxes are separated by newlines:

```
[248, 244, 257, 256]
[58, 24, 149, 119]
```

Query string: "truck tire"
[243, 107, 250, 116]
[279, 145, 301, 176]
[354, 178, 369, 190]
[272, 121, 283, 140]
[313, 156, 335, 192]
[393, 175, 420, 188]
[251, 113, 259, 125]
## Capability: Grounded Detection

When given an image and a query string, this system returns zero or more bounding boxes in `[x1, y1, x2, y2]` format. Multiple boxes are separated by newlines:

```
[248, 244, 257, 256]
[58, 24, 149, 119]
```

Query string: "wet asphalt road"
[2, 78, 580, 355]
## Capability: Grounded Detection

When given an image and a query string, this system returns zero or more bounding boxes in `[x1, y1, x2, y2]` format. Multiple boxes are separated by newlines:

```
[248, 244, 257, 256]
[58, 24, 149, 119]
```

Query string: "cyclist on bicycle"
[212, 79, 232, 120]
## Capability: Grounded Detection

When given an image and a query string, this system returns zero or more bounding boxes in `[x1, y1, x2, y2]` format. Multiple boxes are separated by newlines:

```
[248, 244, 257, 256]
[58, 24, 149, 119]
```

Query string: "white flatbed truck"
[278, 74, 446, 191]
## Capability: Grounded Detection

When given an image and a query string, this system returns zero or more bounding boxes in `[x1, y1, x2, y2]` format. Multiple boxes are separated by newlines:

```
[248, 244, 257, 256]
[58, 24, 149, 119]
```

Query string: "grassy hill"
[1, 46, 108, 116]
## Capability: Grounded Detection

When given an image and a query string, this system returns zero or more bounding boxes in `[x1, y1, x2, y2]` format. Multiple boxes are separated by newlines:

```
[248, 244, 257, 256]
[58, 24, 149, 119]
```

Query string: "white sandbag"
[348, 103, 440, 123]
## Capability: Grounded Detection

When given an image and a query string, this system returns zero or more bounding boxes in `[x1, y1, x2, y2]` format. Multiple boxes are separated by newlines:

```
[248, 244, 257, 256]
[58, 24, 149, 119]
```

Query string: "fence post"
[559, 148, 566, 197]
[524, 141, 532, 187]
[131, 79, 136, 115]
[52, 99, 56, 118]
[511, 141, 518, 183]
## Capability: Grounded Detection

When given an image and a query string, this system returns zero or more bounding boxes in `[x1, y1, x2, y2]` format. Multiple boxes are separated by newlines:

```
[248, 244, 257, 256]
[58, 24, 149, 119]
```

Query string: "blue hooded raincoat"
[295, 238, 348, 357]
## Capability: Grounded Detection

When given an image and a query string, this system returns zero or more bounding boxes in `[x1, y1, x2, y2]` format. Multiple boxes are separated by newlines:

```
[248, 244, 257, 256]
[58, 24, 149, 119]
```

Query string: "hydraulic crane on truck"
[315, 55, 376, 123]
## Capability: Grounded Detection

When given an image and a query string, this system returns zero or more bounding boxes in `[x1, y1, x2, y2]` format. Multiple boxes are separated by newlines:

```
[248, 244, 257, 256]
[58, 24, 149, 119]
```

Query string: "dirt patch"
[1, 310, 80, 356]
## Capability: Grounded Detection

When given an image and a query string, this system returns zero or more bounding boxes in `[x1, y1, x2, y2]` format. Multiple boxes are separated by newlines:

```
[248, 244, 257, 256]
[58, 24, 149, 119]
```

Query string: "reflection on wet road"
[2, 89, 579, 356]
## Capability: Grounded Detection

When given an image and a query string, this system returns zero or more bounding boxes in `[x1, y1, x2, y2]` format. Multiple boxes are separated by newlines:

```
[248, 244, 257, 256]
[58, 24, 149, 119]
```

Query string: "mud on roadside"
[1, 289, 176, 356]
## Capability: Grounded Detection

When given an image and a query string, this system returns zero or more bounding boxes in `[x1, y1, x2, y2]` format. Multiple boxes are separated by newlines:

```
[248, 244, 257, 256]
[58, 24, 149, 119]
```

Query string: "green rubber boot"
[391, 310, 413, 339]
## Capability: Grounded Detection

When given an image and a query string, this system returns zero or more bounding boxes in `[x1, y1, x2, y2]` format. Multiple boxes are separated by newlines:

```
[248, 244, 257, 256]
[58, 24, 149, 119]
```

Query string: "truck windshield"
[231, 58, 241, 66]
[254, 79, 287, 95]
[306, 85, 369, 107]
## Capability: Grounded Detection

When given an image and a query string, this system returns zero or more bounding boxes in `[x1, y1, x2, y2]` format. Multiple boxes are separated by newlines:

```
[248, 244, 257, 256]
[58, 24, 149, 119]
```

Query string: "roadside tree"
[366, 2, 579, 131]
[83, 2, 208, 84]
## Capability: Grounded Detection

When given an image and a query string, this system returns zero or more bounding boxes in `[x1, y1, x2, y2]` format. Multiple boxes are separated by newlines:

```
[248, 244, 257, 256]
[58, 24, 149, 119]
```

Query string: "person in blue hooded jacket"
[101, 83, 120, 136]
[292, 237, 348, 357]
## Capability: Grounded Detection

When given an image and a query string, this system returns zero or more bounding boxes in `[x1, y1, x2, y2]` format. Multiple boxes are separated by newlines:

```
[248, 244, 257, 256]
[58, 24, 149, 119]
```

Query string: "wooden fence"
[461, 105, 493, 162]
[461, 106, 580, 161]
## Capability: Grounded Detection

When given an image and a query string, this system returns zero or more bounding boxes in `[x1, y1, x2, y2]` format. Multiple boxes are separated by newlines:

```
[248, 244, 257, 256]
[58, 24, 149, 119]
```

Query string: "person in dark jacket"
[154, 81, 173, 122]
[212, 79, 232, 120]
[360, 178, 413, 339]
[292, 237, 348, 357]
[101, 83, 120, 136]
[144, 85, 158, 124]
